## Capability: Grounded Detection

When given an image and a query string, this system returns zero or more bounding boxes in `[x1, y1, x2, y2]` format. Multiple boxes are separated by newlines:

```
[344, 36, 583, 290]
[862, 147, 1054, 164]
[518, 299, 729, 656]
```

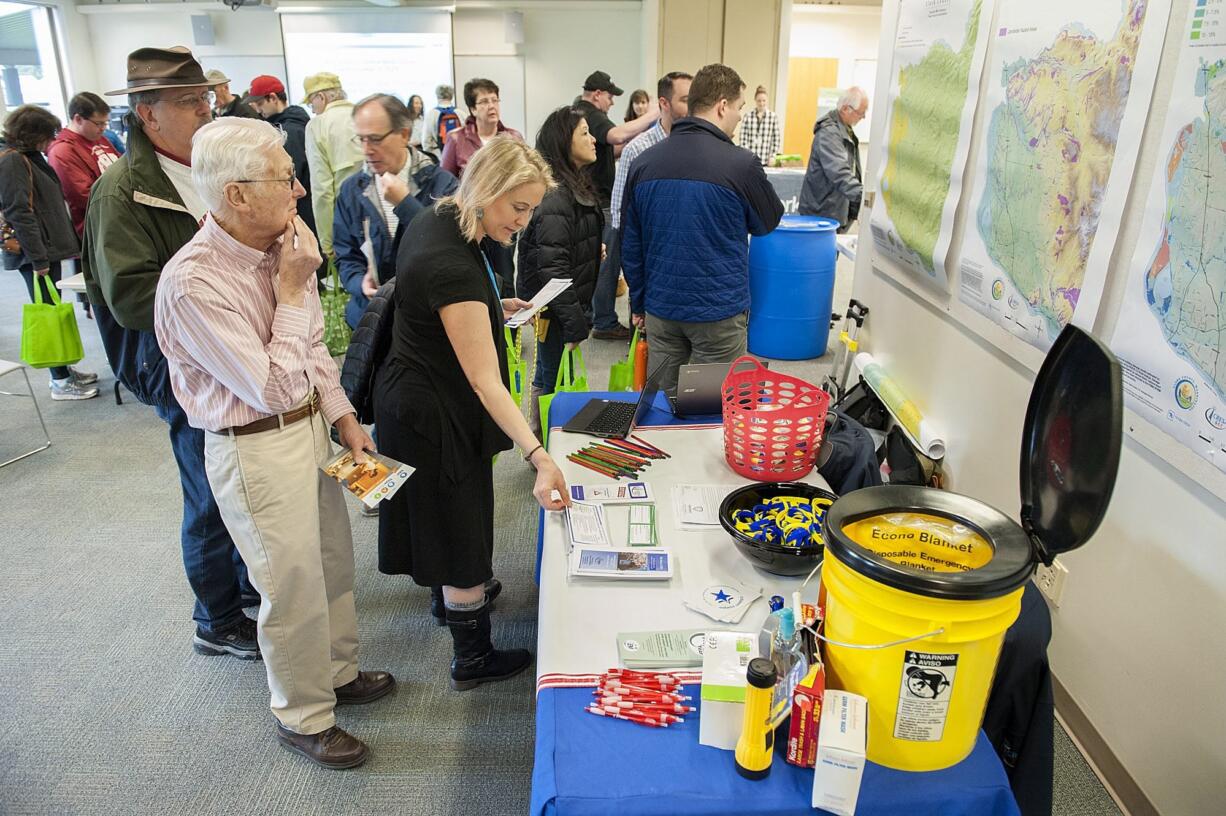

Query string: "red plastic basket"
[722, 356, 831, 480]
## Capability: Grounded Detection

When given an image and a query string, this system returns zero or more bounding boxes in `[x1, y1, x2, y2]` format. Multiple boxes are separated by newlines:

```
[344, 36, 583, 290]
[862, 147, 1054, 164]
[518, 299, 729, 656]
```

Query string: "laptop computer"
[671, 359, 770, 418]
[561, 363, 665, 439]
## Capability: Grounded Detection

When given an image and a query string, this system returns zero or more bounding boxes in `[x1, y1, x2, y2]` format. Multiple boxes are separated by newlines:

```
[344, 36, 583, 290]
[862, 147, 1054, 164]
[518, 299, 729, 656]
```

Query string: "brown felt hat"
[104, 46, 223, 96]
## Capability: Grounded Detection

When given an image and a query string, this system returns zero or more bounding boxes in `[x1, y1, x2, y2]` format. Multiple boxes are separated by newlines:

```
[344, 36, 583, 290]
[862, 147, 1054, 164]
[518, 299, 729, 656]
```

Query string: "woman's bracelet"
[523, 444, 544, 463]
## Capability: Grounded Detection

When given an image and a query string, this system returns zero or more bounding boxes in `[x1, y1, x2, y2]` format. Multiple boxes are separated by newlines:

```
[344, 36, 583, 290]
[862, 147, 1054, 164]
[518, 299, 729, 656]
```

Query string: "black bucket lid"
[1019, 325, 1123, 564]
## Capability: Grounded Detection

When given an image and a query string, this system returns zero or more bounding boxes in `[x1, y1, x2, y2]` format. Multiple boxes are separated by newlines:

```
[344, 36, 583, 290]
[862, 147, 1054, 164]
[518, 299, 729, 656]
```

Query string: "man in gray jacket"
[798, 87, 867, 233]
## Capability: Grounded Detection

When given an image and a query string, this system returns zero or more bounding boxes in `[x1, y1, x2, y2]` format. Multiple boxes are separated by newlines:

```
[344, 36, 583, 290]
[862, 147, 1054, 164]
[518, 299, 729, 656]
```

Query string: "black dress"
[374, 206, 512, 588]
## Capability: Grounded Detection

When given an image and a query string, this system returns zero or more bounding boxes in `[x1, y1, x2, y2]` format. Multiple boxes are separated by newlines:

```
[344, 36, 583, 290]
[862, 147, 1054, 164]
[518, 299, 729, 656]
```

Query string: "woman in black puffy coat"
[516, 106, 602, 436]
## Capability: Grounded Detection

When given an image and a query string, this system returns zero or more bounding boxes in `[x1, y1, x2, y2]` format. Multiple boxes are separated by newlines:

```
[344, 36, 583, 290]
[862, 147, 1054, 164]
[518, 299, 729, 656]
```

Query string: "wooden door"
[783, 57, 838, 155]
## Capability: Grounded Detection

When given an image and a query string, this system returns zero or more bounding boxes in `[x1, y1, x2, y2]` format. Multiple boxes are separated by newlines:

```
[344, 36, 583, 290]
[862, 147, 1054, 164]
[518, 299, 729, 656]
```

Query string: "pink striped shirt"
[154, 214, 354, 432]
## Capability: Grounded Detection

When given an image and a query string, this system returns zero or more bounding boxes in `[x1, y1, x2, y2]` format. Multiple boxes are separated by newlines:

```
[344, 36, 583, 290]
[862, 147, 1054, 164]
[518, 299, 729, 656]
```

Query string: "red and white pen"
[590, 704, 683, 725]
[599, 698, 695, 715]
[585, 706, 669, 727]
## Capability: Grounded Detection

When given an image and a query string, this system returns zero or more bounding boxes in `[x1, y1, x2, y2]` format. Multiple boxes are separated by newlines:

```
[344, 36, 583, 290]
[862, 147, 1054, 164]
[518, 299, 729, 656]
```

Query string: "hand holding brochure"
[505, 278, 573, 328]
[322, 449, 414, 508]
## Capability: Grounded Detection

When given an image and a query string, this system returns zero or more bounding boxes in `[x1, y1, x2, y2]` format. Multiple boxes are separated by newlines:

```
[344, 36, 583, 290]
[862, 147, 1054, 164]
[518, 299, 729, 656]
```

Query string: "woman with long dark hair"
[516, 106, 602, 437]
[0, 104, 97, 400]
[624, 89, 650, 123]
[406, 93, 426, 148]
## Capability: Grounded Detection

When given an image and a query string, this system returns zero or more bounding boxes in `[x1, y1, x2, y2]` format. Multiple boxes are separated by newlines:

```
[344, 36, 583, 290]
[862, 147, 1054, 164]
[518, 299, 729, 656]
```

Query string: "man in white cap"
[302, 71, 363, 260]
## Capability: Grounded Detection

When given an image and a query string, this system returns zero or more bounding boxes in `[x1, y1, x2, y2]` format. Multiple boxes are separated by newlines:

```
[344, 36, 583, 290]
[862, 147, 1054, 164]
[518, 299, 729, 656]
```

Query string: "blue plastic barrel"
[748, 215, 839, 360]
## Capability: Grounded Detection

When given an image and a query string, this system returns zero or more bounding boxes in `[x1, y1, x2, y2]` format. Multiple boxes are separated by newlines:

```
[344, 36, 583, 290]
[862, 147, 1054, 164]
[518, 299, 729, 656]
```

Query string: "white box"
[811, 690, 867, 816]
[698, 631, 756, 750]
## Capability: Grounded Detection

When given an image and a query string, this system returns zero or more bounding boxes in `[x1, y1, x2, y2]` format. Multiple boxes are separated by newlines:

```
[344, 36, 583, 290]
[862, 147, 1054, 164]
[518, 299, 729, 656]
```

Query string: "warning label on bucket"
[894, 651, 958, 742]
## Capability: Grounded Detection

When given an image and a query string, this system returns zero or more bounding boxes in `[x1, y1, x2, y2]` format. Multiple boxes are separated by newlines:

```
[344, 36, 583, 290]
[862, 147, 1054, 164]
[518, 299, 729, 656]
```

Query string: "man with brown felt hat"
[82, 46, 262, 664]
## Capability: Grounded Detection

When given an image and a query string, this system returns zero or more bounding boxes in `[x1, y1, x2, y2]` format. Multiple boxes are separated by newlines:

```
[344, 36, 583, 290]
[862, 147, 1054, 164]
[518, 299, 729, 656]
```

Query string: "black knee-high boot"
[431, 580, 502, 626]
[445, 601, 532, 690]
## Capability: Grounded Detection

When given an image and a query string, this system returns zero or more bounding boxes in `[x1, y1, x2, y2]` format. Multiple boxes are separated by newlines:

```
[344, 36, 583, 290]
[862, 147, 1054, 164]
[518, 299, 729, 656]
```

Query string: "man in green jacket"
[83, 46, 260, 660]
[302, 72, 363, 259]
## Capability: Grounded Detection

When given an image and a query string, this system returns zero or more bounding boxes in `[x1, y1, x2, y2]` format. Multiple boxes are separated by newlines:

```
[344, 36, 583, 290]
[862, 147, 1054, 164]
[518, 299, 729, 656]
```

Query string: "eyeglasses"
[474, 97, 500, 108]
[87, 118, 109, 129]
[233, 172, 297, 189]
[352, 129, 398, 146]
[161, 91, 214, 109]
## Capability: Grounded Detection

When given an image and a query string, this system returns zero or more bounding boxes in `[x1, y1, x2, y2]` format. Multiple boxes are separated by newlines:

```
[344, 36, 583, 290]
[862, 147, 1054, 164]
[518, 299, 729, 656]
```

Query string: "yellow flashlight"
[735, 657, 779, 779]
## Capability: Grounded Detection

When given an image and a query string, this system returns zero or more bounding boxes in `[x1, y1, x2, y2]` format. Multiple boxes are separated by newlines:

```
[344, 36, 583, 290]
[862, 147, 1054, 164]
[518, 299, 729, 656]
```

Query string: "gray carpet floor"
[0, 264, 1118, 814]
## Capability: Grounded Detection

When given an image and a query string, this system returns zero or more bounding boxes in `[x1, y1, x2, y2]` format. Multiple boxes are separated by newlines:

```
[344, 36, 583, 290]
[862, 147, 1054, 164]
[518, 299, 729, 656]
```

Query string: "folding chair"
[0, 358, 52, 468]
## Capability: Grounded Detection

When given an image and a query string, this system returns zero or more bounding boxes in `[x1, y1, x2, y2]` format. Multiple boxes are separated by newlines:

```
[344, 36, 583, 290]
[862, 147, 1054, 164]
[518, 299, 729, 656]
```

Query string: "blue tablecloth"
[531, 391, 1020, 816]
[531, 686, 1019, 816]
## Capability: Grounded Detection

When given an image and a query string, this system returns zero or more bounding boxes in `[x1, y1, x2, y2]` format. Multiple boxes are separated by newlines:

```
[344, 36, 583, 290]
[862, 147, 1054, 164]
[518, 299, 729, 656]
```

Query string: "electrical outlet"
[1034, 560, 1068, 607]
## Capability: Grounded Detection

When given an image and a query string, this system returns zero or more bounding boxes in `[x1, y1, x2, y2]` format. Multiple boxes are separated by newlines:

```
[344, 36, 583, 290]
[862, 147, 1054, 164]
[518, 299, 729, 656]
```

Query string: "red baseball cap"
[248, 75, 285, 97]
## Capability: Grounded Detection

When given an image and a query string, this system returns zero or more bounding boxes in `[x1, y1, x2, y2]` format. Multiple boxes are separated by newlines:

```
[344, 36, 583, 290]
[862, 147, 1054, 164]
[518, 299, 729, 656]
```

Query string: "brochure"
[568, 547, 673, 580]
[321, 449, 414, 508]
[616, 628, 705, 669]
[627, 503, 658, 547]
[564, 501, 610, 547]
[569, 481, 654, 504]
[505, 278, 573, 328]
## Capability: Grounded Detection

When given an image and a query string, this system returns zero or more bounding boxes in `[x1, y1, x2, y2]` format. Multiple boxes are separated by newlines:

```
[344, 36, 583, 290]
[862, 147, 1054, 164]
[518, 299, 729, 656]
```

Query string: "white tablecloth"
[536, 424, 830, 690]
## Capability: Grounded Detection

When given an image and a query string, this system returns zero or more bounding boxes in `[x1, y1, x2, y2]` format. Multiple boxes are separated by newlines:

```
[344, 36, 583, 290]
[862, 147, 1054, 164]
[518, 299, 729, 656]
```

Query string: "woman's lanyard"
[479, 249, 501, 300]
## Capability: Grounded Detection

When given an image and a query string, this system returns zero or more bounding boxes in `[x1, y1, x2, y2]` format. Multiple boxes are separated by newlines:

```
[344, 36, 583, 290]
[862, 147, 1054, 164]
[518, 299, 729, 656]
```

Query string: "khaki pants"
[204, 410, 359, 735]
[645, 311, 749, 398]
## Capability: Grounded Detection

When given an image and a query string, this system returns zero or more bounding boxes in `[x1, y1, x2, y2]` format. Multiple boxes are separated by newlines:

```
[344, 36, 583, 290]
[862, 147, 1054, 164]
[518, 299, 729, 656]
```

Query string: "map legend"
[1192, 0, 1220, 43]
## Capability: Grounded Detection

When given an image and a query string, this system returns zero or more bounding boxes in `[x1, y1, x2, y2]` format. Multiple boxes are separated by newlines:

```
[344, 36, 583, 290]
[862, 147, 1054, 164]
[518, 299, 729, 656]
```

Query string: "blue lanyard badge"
[480, 250, 500, 299]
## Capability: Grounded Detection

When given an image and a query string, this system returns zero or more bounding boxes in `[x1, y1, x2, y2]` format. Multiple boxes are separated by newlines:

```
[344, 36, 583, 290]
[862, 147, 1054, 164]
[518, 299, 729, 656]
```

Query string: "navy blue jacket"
[333, 155, 457, 327]
[620, 117, 783, 323]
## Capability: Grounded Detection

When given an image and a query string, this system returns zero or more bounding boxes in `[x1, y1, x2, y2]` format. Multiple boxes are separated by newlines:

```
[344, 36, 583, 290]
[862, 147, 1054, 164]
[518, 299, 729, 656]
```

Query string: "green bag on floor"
[539, 346, 588, 445]
[607, 327, 640, 392]
[321, 259, 351, 357]
[505, 326, 527, 407]
[21, 277, 83, 369]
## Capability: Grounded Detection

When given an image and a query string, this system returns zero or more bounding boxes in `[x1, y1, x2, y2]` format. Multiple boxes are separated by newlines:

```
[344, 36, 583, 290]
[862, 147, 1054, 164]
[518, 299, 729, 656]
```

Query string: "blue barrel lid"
[773, 214, 839, 232]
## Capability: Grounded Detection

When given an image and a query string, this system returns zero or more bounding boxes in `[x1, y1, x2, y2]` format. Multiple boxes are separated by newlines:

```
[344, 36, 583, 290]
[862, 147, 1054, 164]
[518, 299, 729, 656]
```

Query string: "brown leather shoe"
[334, 670, 396, 705]
[275, 723, 368, 769]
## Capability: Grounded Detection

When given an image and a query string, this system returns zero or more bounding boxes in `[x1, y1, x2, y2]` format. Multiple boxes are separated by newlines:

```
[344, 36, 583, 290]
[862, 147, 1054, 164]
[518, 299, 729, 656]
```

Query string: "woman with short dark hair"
[516, 107, 602, 437]
[0, 105, 97, 399]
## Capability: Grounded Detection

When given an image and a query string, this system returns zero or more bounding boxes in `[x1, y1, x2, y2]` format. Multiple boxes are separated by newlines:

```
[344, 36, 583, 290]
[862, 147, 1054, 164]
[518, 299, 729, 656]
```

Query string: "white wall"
[454, 6, 644, 145]
[789, 6, 881, 90]
[81, 8, 285, 101]
[855, 2, 1226, 813]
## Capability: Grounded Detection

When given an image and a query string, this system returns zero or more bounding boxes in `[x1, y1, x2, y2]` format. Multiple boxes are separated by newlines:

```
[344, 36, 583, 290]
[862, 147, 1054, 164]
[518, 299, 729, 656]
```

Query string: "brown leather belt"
[217, 390, 320, 437]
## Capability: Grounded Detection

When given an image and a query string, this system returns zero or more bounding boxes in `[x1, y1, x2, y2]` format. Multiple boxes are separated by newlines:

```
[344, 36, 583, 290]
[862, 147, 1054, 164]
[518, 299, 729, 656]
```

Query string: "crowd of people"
[0, 42, 869, 770]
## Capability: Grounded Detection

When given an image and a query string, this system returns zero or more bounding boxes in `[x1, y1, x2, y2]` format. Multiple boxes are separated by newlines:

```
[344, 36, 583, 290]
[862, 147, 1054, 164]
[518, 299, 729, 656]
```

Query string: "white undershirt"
[156, 153, 207, 222]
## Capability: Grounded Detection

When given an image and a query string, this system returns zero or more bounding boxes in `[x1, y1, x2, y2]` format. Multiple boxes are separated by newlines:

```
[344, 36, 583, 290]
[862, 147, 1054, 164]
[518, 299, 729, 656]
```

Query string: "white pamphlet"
[672, 485, 737, 528]
[568, 547, 673, 580]
[569, 481, 654, 504]
[505, 278, 573, 328]
[564, 500, 609, 547]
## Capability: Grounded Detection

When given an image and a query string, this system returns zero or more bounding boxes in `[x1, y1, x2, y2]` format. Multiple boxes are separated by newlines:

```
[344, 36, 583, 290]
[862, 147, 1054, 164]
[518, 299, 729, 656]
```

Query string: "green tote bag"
[321, 260, 352, 357]
[505, 326, 528, 407]
[539, 346, 589, 445]
[21, 277, 83, 369]
[606, 327, 640, 391]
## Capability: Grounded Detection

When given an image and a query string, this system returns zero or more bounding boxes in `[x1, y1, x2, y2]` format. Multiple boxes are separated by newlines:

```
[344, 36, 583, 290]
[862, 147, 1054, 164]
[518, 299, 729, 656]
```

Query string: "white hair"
[191, 118, 287, 212]
[838, 87, 867, 112]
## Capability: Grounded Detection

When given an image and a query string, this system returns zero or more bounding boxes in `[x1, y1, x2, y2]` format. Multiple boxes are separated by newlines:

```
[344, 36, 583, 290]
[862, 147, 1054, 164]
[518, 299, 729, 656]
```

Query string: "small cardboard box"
[811, 690, 867, 816]
[785, 662, 826, 767]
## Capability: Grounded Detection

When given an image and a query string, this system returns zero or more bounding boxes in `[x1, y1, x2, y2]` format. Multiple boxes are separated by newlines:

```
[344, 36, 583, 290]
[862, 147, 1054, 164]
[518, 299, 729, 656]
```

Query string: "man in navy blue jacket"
[621, 63, 784, 396]
[334, 93, 458, 327]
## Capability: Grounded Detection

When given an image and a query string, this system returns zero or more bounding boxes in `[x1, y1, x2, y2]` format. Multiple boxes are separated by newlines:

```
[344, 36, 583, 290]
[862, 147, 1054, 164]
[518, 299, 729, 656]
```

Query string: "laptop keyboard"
[587, 401, 638, 436]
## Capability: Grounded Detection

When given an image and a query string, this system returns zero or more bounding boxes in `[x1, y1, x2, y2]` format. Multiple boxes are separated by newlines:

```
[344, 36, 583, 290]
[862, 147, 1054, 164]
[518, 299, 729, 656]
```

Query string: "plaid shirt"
[610, 122, 667, 229]
[738, 108, 782, 166]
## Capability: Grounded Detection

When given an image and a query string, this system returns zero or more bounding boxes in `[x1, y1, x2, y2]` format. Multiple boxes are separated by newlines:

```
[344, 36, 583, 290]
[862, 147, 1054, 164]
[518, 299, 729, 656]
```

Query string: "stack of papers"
[568, 547, 674, 580]
[672, 484, 738, 530]
[565, 501, 610, 547]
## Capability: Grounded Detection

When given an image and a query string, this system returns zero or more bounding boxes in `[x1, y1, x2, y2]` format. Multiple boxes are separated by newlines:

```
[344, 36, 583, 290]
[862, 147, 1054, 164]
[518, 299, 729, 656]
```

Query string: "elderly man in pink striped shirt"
[154, 118, 392, 770]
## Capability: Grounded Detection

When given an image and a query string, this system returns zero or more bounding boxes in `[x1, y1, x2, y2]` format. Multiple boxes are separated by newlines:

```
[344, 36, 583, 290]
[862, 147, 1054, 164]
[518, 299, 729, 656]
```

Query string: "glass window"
[0, 1, 66, 121]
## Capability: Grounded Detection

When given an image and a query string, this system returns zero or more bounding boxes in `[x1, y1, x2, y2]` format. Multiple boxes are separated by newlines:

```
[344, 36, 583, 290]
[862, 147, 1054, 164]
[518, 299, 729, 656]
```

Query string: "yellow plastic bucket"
[821, 487, 1037, 772]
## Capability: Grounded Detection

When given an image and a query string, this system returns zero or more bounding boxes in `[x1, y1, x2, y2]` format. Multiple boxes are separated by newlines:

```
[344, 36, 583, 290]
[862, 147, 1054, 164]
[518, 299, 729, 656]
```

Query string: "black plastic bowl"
[719, 482, 838, 576]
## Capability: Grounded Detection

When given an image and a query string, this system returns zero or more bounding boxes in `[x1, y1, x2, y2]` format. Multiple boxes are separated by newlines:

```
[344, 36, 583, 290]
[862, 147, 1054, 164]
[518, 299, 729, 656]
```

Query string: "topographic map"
[957, 0, 1170, 353]
[1113, 10, 1226, 476]
[870, 0, 995, 289]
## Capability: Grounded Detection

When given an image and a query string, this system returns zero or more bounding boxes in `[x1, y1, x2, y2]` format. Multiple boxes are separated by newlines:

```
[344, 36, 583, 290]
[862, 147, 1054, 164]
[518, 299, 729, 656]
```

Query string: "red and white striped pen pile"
[584, 669, 696, 728]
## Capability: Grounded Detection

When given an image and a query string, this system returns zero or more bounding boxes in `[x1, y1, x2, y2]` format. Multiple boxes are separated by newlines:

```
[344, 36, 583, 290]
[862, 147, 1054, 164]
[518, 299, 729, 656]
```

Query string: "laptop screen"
[631, 362, 667, 431]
